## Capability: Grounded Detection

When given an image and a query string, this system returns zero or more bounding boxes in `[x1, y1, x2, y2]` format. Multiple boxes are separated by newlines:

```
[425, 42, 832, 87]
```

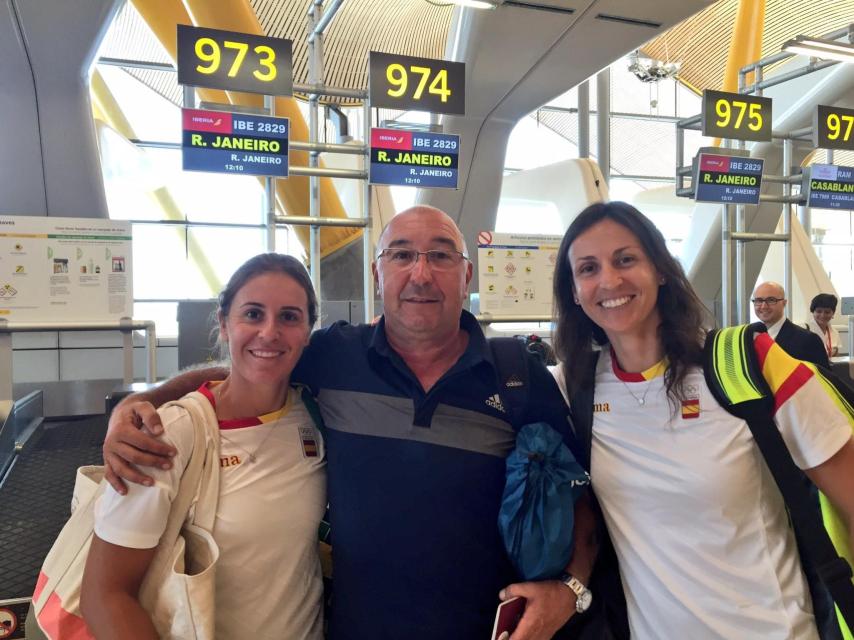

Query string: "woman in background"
[806, 292, 840, 358]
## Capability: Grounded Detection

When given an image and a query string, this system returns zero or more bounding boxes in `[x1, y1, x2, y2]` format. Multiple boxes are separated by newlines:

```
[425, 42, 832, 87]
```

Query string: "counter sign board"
[694, 153, 764, 204]
[370, 128, 459, 189]
[177, 25, 293, 96]
[369, 51, 465, 115]
[814, 105, 854, 151]
[805, 164, 854, 209]
[182, 108, 288, 177]
[702, 89, 772, 142]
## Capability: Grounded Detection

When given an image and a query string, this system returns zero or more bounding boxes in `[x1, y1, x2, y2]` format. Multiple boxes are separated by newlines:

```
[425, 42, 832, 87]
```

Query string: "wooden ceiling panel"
[641, 0, 854, 94]
[250, 0, 455, 104]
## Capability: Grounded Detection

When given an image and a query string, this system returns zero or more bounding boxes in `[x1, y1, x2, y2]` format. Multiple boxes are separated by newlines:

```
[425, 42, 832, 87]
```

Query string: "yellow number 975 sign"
[178, 25, 293, 96]
[370, 52, 465, 116]
[702, 89, 772, 141]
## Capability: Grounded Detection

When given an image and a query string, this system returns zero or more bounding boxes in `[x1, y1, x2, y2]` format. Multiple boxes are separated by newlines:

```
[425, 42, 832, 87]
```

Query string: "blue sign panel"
[182, 108, 289, 178]
[694, 153, 764, 204]
[369, 128, 459, 189]
[806, 164, 854, 210]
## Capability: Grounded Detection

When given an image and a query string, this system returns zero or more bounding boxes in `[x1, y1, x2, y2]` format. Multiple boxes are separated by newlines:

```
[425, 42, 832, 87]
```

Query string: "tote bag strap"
[144, 392, 220, 580]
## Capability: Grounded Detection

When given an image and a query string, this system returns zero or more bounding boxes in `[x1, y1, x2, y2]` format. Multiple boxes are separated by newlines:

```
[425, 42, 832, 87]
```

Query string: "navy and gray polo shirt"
[293, 311, 577, 640]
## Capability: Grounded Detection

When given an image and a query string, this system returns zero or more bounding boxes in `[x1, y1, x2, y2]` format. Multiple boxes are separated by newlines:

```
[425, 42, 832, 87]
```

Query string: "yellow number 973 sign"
[178, 25, 292, 96]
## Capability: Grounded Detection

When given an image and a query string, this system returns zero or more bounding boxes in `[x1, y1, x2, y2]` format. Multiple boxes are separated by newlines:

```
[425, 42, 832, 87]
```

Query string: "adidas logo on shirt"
[486, 394, 505, 413]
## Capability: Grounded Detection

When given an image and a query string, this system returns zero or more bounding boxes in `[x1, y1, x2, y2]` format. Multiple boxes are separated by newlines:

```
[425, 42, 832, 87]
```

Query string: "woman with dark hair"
[807, 293, 840, 358]
[550, 201, 854, 639]
[81, 253, 326, 640]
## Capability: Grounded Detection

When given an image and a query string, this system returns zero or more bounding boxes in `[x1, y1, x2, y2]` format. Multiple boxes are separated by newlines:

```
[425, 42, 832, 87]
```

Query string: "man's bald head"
[372, 205, 473, 345]
[753, 281, 787, 326]
[377, 206, 468, 256]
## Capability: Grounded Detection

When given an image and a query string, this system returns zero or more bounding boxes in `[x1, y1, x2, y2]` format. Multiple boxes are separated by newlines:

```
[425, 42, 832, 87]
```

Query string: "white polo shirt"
[95, 384, 327, 640]
[552, 336, 850, 639]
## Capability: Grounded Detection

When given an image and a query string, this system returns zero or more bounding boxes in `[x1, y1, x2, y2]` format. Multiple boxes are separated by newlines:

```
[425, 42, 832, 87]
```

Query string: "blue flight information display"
[182, 108, 289, 178]
[694, 153, 764, 204]
[806, 164, 854, 210]
[369, 128, 459, 189]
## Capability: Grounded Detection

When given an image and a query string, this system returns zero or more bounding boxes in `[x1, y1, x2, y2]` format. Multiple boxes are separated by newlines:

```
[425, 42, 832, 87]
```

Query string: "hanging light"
[782, 36, 854, 64]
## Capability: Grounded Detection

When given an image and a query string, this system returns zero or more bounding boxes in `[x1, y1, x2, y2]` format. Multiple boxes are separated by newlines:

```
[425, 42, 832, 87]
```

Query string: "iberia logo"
[371, 128, 412, 150]
[182, 108, 232, 133]
[700, 155, 729, 173]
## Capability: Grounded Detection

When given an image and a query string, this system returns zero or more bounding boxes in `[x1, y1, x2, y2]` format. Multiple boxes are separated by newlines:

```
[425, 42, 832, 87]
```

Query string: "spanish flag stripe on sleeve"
[757, 336, 815, 414]
[754, 332, 773, 370]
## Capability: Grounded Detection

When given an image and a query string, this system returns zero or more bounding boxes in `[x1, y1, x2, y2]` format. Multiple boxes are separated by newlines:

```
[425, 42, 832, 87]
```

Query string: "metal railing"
[0, 318, 157, 405]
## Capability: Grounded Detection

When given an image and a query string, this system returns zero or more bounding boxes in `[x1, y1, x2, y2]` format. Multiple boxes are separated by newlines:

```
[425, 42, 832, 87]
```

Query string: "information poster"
[369, 128, 459, 189]
[694, 153, 764, 204]
[0, 216, 132, 322]
[182, 108, 289, 177]
[477, 231, 561, 317]
[805, 164, 854, 210]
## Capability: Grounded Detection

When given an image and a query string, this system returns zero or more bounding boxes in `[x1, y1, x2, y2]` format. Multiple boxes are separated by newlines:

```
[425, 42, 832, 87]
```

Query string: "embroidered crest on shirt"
[300, 426, 319, 458]
[681, 384, 700, 419]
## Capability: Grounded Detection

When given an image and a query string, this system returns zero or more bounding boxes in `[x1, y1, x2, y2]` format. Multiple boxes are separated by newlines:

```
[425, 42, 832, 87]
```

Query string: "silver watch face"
[576, 589, 593, 613]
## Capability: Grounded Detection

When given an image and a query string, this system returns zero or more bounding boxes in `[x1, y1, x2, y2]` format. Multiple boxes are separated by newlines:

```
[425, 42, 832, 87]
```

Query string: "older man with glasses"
[752, 281, 830, 368]
[100, 206, 596, 640]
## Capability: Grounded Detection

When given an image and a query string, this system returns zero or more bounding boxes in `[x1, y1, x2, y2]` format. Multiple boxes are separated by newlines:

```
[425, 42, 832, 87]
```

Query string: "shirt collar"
[766, 316, 786, 340]
[368, 310, 491, 371]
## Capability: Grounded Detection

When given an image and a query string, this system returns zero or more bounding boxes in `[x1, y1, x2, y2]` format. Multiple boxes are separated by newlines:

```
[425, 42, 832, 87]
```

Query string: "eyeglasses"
[752, 297, 784, 306]
[376, 248, 469, 271]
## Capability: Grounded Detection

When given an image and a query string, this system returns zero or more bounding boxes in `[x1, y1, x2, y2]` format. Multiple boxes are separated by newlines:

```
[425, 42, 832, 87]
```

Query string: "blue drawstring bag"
[498, 422, 591, 581]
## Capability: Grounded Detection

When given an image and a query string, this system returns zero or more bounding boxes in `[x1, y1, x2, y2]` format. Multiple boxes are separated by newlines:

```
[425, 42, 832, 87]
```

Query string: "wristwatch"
[559, 573, 593, 613]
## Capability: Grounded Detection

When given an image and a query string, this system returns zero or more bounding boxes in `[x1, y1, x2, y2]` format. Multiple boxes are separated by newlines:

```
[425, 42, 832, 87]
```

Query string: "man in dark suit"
[752, 281, 830, 368]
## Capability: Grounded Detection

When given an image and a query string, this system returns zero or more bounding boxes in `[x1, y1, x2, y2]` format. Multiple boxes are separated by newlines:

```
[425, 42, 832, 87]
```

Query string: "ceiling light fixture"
[446, 0, 502, 8]
[628, 51, 681, 82]
[781, 36, 854, 64]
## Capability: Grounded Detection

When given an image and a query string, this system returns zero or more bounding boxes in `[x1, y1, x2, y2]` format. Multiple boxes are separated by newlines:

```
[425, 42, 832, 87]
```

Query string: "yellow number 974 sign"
[385, 63, 451, 103]
[178, 25, 293, 96]
[370, 51, 465, 116]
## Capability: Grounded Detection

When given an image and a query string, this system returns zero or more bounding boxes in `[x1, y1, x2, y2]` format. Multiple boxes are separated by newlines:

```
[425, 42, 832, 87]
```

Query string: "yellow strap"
[712, 325, 764, 404]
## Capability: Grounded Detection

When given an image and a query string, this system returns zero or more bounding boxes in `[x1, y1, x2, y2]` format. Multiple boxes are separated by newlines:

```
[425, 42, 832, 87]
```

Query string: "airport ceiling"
[642, 0, 854, 94]
[104, 0, 854, 107]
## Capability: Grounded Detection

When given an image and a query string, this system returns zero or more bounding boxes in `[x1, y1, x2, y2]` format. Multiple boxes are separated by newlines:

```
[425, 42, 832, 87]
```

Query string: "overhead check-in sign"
[701, 89, 772, 142]
[369, 128, 459, 189]
[805, 164, 854, 209]
[694, 152, 764, 204]
[182, 108, 289, 178]
[369, 51, 465, 115]
[177, 25, 293, 96]
[814, 105, 854, 151]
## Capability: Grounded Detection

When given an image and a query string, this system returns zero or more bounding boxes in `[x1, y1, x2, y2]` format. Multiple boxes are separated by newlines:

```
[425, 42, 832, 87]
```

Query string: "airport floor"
[0, 417, 107, 600]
